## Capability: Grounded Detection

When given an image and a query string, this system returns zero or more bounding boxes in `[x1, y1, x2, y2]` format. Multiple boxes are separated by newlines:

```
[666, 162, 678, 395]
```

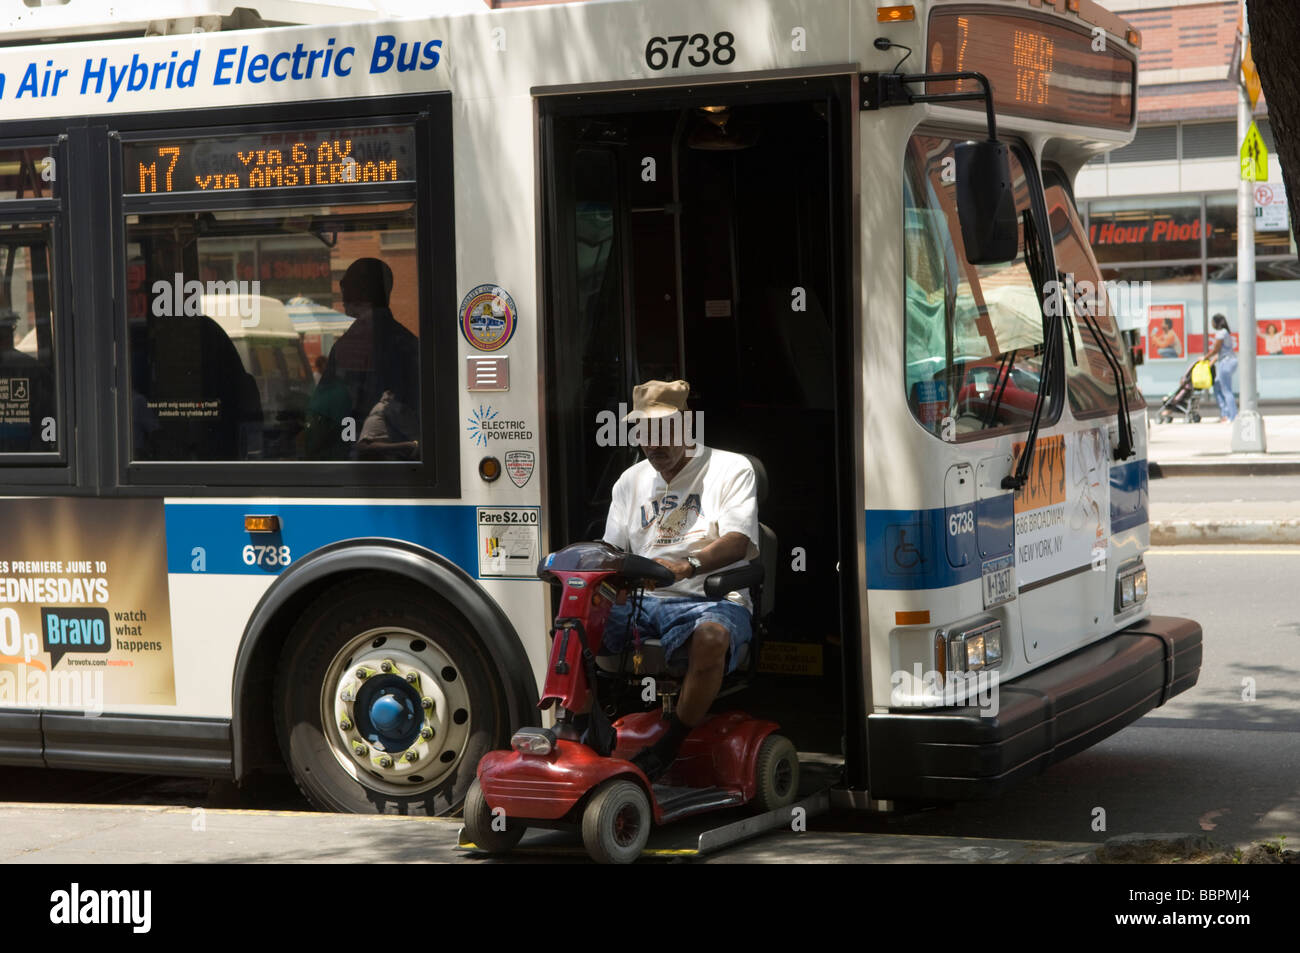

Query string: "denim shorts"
[603, 596, 753, 674]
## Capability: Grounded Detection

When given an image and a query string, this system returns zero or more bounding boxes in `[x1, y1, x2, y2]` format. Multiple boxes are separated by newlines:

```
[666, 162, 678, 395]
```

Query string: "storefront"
[1083, 190, 1300, 402]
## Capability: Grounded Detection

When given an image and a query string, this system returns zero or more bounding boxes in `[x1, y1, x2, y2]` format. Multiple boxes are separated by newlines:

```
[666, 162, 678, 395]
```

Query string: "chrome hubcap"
[322, 627, 472, 797]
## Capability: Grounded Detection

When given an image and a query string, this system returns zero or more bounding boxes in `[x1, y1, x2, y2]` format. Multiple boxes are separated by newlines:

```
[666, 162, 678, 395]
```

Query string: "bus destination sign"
[926, 12, 1135, 131]
[123, 124, 415, 195]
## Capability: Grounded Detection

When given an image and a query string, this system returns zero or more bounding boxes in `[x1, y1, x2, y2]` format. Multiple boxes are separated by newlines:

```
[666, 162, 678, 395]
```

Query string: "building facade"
[1079, 0, 1297, 401]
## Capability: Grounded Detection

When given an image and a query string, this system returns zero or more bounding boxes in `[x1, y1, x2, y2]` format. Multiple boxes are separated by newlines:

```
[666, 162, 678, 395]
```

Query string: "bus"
[0, 0, 1201, 819]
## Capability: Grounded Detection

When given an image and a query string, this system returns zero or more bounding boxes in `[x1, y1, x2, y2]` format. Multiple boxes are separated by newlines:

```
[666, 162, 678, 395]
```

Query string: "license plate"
[981, 556, 1015, 609]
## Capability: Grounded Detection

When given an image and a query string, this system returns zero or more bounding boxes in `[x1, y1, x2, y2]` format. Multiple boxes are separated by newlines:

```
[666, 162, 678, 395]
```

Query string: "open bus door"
[537, 71, 867, 828]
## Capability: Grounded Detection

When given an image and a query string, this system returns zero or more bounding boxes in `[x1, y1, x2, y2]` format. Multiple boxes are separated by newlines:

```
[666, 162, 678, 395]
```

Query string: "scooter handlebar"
[619, 553, 676, 588]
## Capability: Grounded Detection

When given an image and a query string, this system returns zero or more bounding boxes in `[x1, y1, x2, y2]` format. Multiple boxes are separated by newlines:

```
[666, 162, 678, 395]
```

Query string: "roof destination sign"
[122, 124, 415, 195]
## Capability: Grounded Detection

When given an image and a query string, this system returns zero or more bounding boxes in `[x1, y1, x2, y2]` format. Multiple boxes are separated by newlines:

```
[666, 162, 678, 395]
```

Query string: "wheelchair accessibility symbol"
[885, 522, 927, 575]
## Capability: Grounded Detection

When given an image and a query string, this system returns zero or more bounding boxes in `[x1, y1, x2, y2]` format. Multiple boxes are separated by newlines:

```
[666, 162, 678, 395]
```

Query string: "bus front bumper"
[865, 615, 1202, 801]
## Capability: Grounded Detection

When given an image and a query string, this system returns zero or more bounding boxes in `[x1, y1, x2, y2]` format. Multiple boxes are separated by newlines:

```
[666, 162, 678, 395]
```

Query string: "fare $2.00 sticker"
[477, 506, 540, 578]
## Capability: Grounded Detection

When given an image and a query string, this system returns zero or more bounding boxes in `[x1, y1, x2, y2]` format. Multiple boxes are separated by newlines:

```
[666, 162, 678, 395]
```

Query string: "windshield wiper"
[1002, 210, 1058, 491]
[981, 347, 1018, 430]
[1066, 273, 1136, 460]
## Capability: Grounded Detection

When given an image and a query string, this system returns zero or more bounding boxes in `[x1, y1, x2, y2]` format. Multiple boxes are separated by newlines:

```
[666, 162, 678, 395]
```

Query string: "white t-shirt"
[602, 446, 760, 609]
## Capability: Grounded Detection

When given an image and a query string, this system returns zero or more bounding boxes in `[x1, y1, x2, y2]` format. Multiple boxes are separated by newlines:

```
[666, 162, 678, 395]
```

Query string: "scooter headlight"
[510, 727, 556, 755]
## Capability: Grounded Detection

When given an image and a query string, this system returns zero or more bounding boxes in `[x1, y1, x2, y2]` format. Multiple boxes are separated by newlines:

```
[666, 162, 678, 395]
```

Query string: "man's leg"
[630, 603, 749, 780]
[676, 621, 730, 726]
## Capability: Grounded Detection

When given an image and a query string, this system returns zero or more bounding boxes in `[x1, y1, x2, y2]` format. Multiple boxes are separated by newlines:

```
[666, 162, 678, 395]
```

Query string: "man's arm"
[656, 532, 750, 582]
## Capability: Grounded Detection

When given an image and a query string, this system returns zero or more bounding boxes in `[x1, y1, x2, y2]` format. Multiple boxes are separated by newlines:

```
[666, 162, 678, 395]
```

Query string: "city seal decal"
[459, 284, 518, 351]
[505, 450, 535, 488]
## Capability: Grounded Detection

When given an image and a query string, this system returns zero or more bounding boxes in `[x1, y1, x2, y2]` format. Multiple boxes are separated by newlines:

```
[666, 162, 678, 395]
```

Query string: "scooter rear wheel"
[753, 734, 800, 813]
[581, 779, 651, 864]
[463, 778, 526, 854]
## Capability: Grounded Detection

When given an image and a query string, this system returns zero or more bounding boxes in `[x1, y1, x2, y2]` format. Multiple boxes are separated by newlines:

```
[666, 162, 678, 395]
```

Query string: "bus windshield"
[903, 133, 1049, 439]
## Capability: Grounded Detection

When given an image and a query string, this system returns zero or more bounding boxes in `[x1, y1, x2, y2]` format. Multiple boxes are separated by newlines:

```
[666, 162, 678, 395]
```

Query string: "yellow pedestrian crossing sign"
[1241, 121, 1268, 181]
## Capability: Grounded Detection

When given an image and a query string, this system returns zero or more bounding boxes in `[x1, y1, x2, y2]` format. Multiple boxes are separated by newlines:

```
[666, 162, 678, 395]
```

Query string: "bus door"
[538, 75, 860, 759]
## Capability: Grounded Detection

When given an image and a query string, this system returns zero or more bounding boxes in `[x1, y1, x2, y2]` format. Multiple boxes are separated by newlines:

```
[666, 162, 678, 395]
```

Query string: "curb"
[1150, 519, 1300, 546]
[1150, 461, 1300, 478]
[1091, 832, 1219, 864]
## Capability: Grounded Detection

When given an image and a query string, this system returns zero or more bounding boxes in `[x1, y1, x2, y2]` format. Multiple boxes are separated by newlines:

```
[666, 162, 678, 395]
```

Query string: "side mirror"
[954, 139, 1019, 266]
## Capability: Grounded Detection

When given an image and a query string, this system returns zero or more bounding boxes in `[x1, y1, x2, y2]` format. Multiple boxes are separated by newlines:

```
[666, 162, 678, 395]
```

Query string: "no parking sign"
[1254, 182, 1289, 232]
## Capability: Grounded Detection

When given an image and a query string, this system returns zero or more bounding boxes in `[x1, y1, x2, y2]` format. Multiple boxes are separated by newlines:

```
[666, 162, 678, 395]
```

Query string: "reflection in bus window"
[0, 147, 57, 201]
[0, 226, 58, 454]
[1045, 177, 1139, 416]
[126, 204, 419, 461]
[903, 134, 1049, 439]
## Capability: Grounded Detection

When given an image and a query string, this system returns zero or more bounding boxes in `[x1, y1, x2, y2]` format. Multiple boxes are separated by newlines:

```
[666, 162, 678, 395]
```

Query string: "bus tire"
[273, 579, 507, 815]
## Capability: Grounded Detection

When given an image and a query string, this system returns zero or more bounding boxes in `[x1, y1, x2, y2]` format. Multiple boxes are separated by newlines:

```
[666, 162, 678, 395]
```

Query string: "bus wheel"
[274, 580, 506, 815]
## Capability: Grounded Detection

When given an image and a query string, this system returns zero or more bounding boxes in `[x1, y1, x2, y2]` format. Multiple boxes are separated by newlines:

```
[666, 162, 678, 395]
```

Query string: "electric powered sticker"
[459, 284, 518, 351]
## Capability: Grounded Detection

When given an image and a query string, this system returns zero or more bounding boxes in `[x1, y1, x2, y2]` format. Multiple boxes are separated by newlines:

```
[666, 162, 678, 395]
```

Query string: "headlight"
[940, 618, 1003, 673]
[510, 727, 556, 755]
[1116, 562, 1148, 612]
[983, 627, 1002, 666]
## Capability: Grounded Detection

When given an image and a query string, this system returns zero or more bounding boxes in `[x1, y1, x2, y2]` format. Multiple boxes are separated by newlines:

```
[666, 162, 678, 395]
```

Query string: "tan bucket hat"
[622, 379, 690, 421]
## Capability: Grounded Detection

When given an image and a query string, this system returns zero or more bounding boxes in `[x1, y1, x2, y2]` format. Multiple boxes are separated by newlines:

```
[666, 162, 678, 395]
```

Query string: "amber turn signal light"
[877, 5, 915, 22]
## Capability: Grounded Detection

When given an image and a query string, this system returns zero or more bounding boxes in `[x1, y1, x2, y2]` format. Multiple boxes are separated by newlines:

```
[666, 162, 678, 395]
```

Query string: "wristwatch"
[687, 556, 703, 578]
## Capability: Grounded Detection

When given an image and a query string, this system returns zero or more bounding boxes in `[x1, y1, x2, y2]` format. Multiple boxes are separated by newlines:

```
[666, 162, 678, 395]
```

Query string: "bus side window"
[903, 133, 1052, 440]
[125, 205, 420, 463]
[0, 227, 59, 457]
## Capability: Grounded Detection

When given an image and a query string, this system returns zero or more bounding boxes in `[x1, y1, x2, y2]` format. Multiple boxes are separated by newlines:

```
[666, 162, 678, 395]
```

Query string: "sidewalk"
[1146, 411, 1300, 545]
[0, 801, 1231, 864]
[1146, 411, 1300, 476]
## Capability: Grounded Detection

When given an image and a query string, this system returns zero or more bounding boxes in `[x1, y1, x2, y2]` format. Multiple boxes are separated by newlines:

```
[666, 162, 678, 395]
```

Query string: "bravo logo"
[41, 607, 111, 668]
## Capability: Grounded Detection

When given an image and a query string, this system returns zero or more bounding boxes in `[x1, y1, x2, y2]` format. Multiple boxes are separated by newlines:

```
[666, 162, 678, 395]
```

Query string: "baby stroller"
[1156, 359, 1213, 424]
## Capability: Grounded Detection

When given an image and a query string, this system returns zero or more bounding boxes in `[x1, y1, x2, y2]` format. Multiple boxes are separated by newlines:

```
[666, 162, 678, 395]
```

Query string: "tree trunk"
[1247, 0, 1300, 232]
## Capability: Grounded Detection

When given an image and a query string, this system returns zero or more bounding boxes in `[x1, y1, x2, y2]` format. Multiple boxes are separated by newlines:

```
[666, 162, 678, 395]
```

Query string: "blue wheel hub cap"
[354, 674, 423, 753]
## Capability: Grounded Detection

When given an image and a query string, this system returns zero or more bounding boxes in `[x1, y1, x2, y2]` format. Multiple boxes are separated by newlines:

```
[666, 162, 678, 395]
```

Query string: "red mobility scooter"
[464, 534, 799, 864]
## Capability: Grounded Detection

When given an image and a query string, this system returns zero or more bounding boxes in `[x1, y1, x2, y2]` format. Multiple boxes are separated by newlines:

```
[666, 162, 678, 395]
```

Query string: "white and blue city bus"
[0, 0, 1200, 820]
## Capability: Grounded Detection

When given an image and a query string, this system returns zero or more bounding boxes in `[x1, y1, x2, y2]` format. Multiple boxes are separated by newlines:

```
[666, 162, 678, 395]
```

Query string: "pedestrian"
[1206, 313, 1238, 422]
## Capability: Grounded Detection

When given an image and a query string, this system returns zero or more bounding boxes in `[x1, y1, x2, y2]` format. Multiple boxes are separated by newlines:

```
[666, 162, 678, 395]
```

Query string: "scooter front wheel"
[463, 778, 526, 854]
[581, 779, 652, 864]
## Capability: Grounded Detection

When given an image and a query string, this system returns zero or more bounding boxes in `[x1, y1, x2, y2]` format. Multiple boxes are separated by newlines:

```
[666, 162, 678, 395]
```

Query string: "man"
[601, 379, 759, 781]
[306, 258, 419, 459]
